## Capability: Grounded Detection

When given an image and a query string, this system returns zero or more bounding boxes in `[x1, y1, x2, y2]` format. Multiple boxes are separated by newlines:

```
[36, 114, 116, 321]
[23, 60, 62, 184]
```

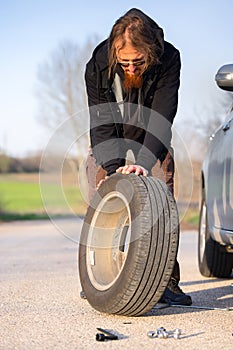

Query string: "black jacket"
[85, 27, 181, 176]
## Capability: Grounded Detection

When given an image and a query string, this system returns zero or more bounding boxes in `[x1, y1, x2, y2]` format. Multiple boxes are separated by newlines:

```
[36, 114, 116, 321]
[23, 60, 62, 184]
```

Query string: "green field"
[0, 173, 199, 226]
[0, 173, 87, 220]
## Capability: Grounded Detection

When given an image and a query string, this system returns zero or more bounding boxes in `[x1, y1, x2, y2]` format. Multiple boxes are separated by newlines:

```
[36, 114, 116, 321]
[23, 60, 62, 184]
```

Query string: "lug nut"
[156, 327, 168, 339]
[157, 330, 168, 339]
[147, 331, 157, 338]
[157, 327, 166, 333]
[163, 331, 169, 339]
[174, 328, 181, 339]
[147, 327, 182, 340]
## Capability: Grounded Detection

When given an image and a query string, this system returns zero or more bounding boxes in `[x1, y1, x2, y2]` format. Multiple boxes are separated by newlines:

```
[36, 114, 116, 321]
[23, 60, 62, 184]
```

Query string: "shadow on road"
[146, 281, 233, 317]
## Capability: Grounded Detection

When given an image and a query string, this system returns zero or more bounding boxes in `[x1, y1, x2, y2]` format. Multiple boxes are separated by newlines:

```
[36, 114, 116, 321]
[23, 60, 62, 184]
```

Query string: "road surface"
[0, 219, 232, 349]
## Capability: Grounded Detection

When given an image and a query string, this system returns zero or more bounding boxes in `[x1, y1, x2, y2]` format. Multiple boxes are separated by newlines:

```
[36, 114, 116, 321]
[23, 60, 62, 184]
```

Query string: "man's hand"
[96, 176, 109, 189]
[97, 164, 148, 190]
[116, 164, 148, 176]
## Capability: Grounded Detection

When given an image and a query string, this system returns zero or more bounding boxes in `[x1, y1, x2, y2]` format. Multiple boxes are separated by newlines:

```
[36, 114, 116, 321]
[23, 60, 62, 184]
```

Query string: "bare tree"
[35, 36, 99, 167]
[193, 91, 233, 140]
[172, 91, 233, 205]
[36, 37, 99, 128]
[176, 91, 233, 162]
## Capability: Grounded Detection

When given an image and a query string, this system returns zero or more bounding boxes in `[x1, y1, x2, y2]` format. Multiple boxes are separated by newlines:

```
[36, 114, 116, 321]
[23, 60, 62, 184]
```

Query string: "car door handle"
[222, 122, 230, 132]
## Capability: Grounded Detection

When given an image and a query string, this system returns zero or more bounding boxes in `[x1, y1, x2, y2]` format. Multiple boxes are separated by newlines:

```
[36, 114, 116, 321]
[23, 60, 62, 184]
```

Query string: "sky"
[1, 0, 233, 157]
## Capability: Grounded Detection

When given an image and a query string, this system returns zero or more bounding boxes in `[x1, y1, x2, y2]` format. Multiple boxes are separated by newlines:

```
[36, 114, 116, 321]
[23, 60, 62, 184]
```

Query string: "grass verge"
[0, 173, 87, 221]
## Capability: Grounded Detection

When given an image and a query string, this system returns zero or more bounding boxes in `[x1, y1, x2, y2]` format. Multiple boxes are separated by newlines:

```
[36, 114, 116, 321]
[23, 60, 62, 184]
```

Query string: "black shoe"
[80, 290, 87, 299]
[159, 277, 192, 306]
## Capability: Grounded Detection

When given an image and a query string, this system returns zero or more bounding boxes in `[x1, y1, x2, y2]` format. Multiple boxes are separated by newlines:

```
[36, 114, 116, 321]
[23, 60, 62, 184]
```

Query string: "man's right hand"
[96, 176, 109, 189]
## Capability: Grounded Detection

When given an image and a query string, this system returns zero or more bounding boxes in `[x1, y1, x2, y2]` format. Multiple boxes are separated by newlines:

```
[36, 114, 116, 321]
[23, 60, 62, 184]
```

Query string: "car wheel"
[78, 173, 179, 316]
[198, 191, 233, 278]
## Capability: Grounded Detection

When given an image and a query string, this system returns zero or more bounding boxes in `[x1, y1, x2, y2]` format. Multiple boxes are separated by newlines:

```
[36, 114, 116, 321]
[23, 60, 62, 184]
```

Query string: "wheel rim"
[86, 191, 131, 291]
[199, 201, 207, 262]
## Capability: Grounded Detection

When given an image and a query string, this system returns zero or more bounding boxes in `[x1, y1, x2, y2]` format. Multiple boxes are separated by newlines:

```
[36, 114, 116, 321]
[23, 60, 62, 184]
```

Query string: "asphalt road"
[0, 219, 232, 350]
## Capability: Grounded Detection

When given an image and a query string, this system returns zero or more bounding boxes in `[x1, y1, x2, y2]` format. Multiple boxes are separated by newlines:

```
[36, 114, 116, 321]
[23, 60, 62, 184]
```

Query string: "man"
[84, 8, 192, 306]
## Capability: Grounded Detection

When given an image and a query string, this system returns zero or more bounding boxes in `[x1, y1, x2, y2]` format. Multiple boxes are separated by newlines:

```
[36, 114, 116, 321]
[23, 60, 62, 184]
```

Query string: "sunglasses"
[118, 59, 145, 68]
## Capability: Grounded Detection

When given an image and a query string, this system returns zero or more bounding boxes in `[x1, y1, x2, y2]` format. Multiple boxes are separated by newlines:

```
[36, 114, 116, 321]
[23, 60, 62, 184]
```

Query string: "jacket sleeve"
[136, 47, 181, 171]
[85, 58, 125, 176]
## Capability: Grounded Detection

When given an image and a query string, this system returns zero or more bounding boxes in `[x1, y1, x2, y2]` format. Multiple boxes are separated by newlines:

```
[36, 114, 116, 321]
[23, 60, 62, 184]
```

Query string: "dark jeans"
[86, 148, 180, 281]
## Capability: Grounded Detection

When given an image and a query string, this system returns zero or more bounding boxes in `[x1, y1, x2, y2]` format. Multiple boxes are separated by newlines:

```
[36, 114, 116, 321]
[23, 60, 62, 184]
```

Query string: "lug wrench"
[96, 327, 118, 341]
[170, 304, 233, 311]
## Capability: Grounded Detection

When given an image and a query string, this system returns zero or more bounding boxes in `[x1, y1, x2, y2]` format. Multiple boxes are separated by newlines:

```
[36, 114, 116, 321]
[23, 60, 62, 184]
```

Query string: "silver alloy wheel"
[86, 191, 131, 291]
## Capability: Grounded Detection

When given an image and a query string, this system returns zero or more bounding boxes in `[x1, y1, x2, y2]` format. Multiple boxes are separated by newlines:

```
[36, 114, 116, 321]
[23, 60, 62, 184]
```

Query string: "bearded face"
[115, 35, 146, 92]
[123, 71, 143, 91]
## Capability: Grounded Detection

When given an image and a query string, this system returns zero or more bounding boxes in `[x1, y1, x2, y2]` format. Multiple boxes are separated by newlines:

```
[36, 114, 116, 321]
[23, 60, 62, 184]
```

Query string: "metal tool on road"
[147, 328, 168, 339]
[174, 328, 182, 339]
[96, 327, 118, 341]
[147, 327, 182, 339]
[147, 330, 157, 338]
[170, 304, 233, 311]
[157, 327, 168, 339]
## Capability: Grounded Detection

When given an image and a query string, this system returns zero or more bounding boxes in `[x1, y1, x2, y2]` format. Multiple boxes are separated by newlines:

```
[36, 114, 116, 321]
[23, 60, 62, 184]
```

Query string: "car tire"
[78, 173, 179, 316]
[198, 191, 233, 278]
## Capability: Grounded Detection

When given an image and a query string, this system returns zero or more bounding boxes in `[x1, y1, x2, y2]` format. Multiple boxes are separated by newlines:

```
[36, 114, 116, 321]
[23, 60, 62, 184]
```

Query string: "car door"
[220, 114, 233, 231]
[206, 112, 233, 233]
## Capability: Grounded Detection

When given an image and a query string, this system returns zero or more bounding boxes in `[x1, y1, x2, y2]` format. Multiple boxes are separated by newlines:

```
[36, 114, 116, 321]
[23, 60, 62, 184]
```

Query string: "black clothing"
[85, 15, 181, 176]
[84, 10, 192, 304]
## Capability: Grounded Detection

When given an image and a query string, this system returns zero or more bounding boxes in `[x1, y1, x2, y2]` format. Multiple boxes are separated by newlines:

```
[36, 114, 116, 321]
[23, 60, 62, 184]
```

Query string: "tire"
[78, 173, 179, 316]
[198, 192, 233, 278]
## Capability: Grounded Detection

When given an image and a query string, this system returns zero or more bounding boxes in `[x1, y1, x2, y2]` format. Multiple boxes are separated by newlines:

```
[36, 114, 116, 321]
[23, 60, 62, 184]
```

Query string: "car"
[198, 64, 233, 278]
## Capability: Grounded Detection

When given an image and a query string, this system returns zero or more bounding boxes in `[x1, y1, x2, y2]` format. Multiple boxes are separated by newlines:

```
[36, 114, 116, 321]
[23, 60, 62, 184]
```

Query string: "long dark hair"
[108, 8, 164, 78]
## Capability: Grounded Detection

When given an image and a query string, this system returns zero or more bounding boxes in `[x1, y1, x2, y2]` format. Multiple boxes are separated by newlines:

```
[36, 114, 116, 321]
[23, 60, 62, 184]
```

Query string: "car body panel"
[201, 64, 233, 248]
[203, 113, 233, 242]
[203, 113, 233, 245]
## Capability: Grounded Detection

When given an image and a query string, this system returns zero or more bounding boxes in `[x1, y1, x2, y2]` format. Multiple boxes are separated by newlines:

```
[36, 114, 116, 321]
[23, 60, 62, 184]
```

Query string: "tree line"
[0, 151, 42, 173]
